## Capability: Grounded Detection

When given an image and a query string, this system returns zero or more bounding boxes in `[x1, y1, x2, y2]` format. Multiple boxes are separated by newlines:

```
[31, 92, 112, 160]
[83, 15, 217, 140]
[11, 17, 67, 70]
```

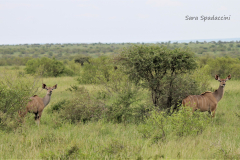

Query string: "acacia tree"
[119, 45, 197, 110]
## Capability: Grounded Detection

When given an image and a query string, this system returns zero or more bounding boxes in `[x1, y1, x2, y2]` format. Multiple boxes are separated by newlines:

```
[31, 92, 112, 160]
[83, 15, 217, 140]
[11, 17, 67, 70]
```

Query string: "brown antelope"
[182, 74, 231, 117]
[19, 83, 57, 125]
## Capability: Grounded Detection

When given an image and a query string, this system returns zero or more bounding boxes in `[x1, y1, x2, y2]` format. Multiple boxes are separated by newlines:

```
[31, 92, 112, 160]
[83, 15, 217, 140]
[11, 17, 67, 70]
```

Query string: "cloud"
[109, 16, 117, 20]
[70, 0, 89, 2]
[76, 13, 99, 18]
[146, 0, 182, 7]
[77, 4, 99, 9]
[0, 3, 43, 9]
[137, 14, 149, 19]
[218, 6, 228, 11]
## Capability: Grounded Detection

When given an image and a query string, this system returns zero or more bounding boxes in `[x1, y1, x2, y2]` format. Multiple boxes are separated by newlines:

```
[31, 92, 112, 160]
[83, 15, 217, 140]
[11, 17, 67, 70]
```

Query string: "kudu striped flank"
[182, 74, 231, 117]
[19, 84, 57, 125]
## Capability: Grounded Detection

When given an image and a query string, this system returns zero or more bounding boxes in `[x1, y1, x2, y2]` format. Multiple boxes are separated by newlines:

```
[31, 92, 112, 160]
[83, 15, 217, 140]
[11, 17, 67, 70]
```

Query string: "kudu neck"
[213, 85, 224, 102]
[42, 94, 51, 107]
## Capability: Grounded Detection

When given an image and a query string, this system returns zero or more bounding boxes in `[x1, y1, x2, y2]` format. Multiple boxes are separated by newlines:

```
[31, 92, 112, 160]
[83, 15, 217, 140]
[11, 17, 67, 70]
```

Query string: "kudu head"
[42, 84, 57, 95]
[215, 74, 231, 87]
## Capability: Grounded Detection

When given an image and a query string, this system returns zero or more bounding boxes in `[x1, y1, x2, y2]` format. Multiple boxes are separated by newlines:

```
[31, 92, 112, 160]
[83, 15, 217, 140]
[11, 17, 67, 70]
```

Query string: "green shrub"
[118, 44, 197, 110]
[206, 56, 240, 79]
[50, 99, 69, 113]
[188, 64, 211, 93]
[58, 86, 104, 123]
[60, 67, 146, 124]
[103, 82, 143, 123]
[25, 57, 74, 77]
[0, 73, 40, 131]
[77, 56, 114, 84]
[138, 106, 211, 142]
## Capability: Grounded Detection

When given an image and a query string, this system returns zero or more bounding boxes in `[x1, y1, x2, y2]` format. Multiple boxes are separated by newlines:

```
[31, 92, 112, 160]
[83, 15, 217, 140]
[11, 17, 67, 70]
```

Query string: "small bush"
[25, 57, 74, 77]
[59, 86, 104, 123]
[0, 73, 40, 131]
[77, 56, 113, 84]
[50, 99, 69, 113]
[138, 106, 211, 142]
[206, 56, 240, 78]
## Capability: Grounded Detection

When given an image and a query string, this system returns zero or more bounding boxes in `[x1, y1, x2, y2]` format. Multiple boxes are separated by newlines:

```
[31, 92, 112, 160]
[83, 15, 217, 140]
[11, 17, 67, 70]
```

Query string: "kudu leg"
[34, 112, 41, 126]
[210, 105, 217, 118]
[36, 111, 42, 126]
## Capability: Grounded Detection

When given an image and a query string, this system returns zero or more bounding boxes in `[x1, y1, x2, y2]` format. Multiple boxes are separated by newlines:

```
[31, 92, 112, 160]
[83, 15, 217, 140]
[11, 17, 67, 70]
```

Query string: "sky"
[0, 0, 240, 44]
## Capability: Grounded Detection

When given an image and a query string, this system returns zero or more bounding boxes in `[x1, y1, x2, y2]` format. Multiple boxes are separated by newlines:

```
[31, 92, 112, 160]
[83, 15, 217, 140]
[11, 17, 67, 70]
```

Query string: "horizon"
[1, 37, 240, 45]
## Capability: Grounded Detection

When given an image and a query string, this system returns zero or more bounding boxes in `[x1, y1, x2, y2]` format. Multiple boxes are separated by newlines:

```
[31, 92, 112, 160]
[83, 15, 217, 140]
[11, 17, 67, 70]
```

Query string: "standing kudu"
[19, 83, 57, 125]
[182, 74, 231, 117]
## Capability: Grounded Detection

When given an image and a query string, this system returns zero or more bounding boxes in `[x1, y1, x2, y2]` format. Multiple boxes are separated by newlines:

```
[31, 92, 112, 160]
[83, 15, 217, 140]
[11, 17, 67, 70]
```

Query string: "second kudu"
[19, 83, 57, 125]
[182, 74, 231, 117]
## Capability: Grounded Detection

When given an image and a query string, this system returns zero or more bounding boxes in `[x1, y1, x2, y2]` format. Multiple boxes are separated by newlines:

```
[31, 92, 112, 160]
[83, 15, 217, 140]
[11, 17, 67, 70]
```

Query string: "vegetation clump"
[25, 57, 74, 77]
[118, 45, 199, 110]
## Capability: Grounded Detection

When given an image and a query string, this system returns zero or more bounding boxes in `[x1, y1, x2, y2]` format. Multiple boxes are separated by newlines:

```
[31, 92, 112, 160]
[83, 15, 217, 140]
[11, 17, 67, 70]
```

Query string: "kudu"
[19, 83, 57, 125]
[182, 74, 231, 117]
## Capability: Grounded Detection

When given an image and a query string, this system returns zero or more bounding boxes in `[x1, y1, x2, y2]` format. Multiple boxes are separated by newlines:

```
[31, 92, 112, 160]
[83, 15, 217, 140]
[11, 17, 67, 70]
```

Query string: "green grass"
[1, 73, 240, 159]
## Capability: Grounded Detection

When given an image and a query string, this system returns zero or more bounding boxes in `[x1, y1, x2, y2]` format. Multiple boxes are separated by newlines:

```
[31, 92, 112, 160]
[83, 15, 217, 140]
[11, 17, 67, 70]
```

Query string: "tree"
[118, 45, 197, 110]
[74, 56, 90, 66]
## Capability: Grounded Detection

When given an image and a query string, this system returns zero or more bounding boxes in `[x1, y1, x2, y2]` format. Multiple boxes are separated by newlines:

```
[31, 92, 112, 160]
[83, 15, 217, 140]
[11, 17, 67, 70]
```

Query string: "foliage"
[77, 56, 114, 84]
[0, 56, 33, 66]
[100, 75, 145, 123]
[25, 57, 74, 77]
[74, 55, 90, 66]
[50, 99, 69, 113]
[119, 45, 197, 110]
[138, 106, 211, 142]
[59, 63, 146, 124]
[1, 42, 240, 66]
[206, 56, 240, 79]
[64, 60, 82, 75]
[188, 64, 212, 93]
[57, 86, 104, 123]
[0, 73, 40, 131]
[1, 73, 240, 159]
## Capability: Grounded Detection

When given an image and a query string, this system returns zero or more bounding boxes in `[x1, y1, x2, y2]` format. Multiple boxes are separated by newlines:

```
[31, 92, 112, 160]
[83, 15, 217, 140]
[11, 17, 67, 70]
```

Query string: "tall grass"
[1, 69, 240, 159]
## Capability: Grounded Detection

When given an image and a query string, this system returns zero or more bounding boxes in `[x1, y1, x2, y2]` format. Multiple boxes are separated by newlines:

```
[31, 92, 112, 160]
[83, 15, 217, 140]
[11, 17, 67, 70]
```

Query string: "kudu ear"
[52, 84, 57, 89]
[215, 75, 220, 81]
[226, 74, 231, 81]
[42, 83, 47, 89]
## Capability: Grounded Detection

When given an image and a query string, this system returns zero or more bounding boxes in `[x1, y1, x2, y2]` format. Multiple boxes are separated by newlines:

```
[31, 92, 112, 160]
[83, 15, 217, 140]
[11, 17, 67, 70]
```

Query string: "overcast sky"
[0, 0, 239, 44]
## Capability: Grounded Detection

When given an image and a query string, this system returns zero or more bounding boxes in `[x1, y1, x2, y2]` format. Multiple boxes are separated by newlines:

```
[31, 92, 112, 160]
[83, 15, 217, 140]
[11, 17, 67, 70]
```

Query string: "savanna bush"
[57, 86, 105, 123]
[200, 56, 240, 79]
[0, 73, 40, 131]
[25, 57, 74, 77]
[77, 56, 113, 84]
[65, 60, 82, 75]
[101, 79, 145, 124]
[58, 65, 147, 124]
[91, 61, 147, 124]
[188, 64, 211, 94]
[118, 44, 198, 110]
[138, 106, 211, 142]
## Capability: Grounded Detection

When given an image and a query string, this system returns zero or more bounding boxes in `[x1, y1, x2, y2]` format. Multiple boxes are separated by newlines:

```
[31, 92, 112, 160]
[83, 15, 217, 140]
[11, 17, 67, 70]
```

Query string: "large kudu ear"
[226, 74, 231, 81]
[215, 75, 220, 81]
[52, 84, 57, 89]
[42, 83, 47, 89]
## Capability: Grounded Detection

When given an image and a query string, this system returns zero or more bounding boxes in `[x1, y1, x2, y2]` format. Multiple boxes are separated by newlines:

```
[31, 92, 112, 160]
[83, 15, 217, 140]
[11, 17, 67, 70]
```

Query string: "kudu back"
[19, 83, 57, 125]
[182, 74, 231, 117]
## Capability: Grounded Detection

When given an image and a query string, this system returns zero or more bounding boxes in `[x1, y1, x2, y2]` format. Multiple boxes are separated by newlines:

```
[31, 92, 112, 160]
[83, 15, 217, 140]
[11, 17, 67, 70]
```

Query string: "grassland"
[0, 41, 240, 66]
[0, 41, 240, 159]
[1, 69, 240, 159]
